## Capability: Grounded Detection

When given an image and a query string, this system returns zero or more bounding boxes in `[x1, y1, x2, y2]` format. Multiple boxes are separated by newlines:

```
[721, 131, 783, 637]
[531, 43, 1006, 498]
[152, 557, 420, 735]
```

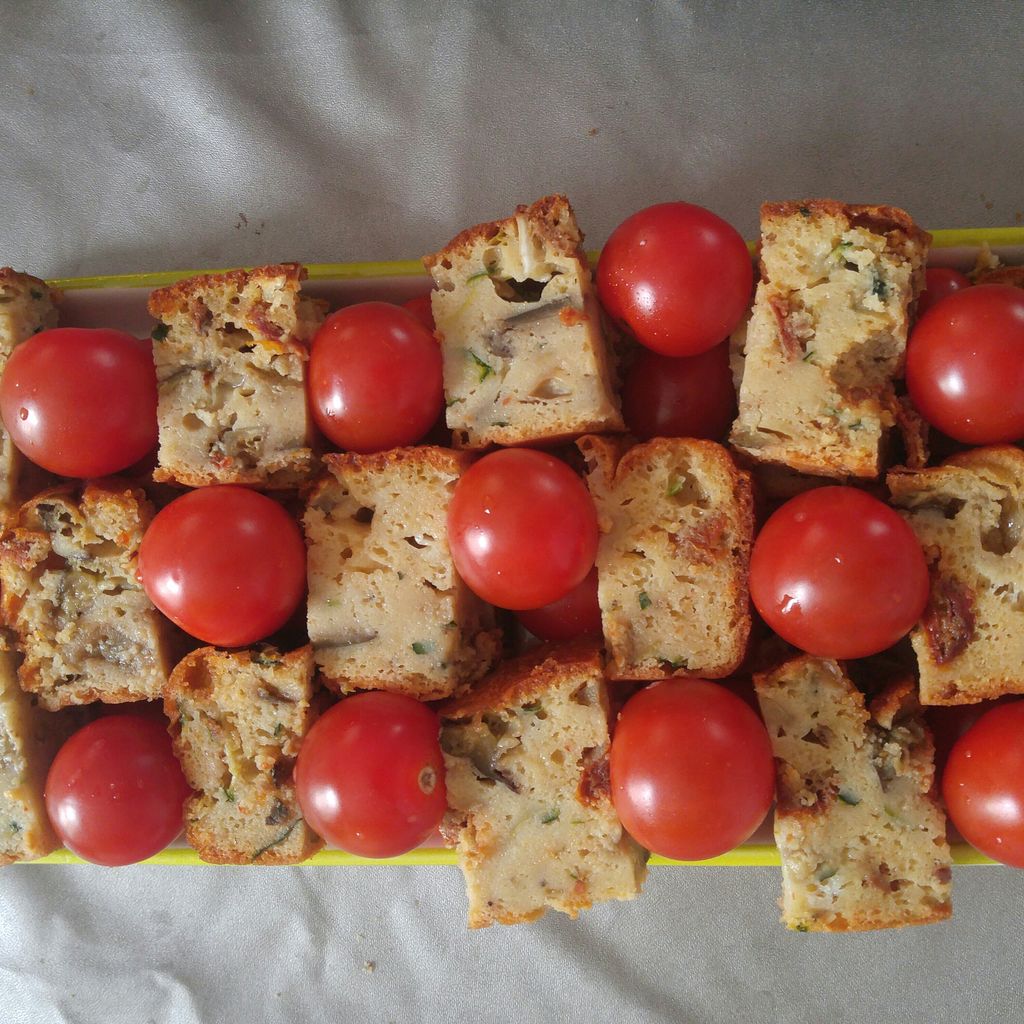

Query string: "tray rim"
[28, 225, 1019, 868]
[45, 225, 1024, 292]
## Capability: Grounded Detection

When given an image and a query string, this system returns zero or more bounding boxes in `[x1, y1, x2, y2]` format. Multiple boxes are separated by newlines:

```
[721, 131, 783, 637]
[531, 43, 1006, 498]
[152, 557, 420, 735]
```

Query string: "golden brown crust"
[151, 452, 314, 490]
[761, 200, 932, 252]
[0, 267, 56, 297]
[441, 639, 602, 719]
[149, 262, 304, 317]
[423, 194, 584, 272]
[321, 445, 474, 481]
[973, 266, 1024, 288]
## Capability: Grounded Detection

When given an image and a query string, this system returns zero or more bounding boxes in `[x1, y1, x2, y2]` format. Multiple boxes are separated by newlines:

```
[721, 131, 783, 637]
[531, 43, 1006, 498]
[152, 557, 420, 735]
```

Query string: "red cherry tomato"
[927, 698, 1012, 777]
[0, 327, 157, 477]
[295, 692, 446, 858]
[943, 701, 1024, 868]
[309, 301, 443, 453]
[621, 342, 736, 440]
[138, 486, 306, 647]
[597, 202, 753, 357]
[447, 449, 598, 610]
[45, 715, 191, 866]
[516, 566, 602, 642]
[907, 284, 1024, 444]
[749, 487, 929, 660]
[916, 267, 970, 319]
[402, 293, 436, 333]
[610, 679, 775, 861]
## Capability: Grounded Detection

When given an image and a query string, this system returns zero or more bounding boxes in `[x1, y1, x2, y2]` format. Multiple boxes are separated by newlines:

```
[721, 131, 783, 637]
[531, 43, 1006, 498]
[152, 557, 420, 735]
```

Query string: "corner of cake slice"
[0, 269, 60, 506]
[577, 434, 753, 679]
[731, 200, 929, 478]
[165, 644, 323, 865]
[148, 262, 325, 488]
[888, 444, 1024, 705]
[424, 194, 623, 449]
[754, 655, 952, 932]
[0, 481, 173, 709]
[440, 640, 647, 927]
[304, 446, 501, 700]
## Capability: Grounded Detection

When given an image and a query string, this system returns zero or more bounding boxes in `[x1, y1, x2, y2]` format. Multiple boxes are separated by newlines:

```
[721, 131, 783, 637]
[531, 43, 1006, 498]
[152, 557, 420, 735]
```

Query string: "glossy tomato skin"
[447, 449, 599, 611]
[597, 202, 753, 357]
[906, 284, 1024, 444]
[943, 701, 1024, 868]
[517, 566, 602, 642]
[916, 267, 970, 319]
[402, 293, 436, 333]
[294, 692, 446, 858]
[610, 679, 775, 861]
[309, 302, 443, 453]
[749, 487, 929, 660]
[0, 327, 157, 477]
[138, 486, 306, 647]
[45, 715, 191, 866]
[621, 342, 736, 441]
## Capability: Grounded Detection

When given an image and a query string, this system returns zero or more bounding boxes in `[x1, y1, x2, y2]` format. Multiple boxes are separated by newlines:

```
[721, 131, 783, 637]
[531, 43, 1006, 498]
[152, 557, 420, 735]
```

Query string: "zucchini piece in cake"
[754, 656, 952, 932]
[440, 641, 647, 928]
[424, 194, 623, 449]
[165, 644, 323, 865]
[148, 263, 325, 488]
[0, 481, 173, 709]
[0, 269, 59, 507]
[888, 445, 1024, 705]
[304, 447, 501, 700]
[577, 435, 753, 680]
[0, 645, 76, 863]
[730, 200, 929, 478]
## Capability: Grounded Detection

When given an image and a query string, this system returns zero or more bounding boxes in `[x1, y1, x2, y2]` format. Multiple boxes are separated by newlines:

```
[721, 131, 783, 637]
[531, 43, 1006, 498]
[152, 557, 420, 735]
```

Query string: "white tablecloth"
[3, 3, 1023, 1022]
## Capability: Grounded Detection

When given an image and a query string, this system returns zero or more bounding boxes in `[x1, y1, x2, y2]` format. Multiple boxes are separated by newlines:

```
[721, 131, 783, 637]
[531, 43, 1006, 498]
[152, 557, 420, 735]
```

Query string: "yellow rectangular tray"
[31, 224, 1024, 867]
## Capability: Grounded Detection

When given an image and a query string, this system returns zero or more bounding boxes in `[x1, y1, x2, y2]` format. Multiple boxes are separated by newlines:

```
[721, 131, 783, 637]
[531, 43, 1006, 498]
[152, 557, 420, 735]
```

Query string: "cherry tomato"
[907, 284, 1024, 444]
[45, 715, 191, 866]
[295, 692, 446, 858]
[309, 301, 443, 453]
[516, 566, 602, 642]
[402, 293, 436, 333]
[749, 487, 929, 660]
[927, 698, 1012, 777]
[943, 701, 1024, 868]
[621, 342, 736, 440]
[0, 327, 157, 477]
[138, 486, 306, 647]
[447, 449, 598, 610]
[916, 267, 970, 319]
[597, 202, 753, 357]
[610, 679, 775, 861]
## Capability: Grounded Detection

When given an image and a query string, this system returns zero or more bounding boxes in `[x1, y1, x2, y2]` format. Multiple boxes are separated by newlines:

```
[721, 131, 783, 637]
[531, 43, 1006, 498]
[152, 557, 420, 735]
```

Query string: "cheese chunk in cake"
[165, 645, 323, 865]
[0, 269, 59, 506]
[304, 447, 500, 700]
[889, 445, 1024, 705]
[577, 435, 753, 679]
[755, 656, 952, 932]
[0, 481, 172, 709]
[440, 641, 647, 928]
[148, 263, 325, 488]
[424, 194, 623, 449]
[731, 200, 929, 478]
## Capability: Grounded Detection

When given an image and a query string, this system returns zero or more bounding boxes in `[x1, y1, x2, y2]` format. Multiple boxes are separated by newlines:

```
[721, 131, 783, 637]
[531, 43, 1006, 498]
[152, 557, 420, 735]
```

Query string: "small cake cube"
[304, 447, 501, 700]
[424, 195, 623, 449]
[440, 641, 647, 928]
